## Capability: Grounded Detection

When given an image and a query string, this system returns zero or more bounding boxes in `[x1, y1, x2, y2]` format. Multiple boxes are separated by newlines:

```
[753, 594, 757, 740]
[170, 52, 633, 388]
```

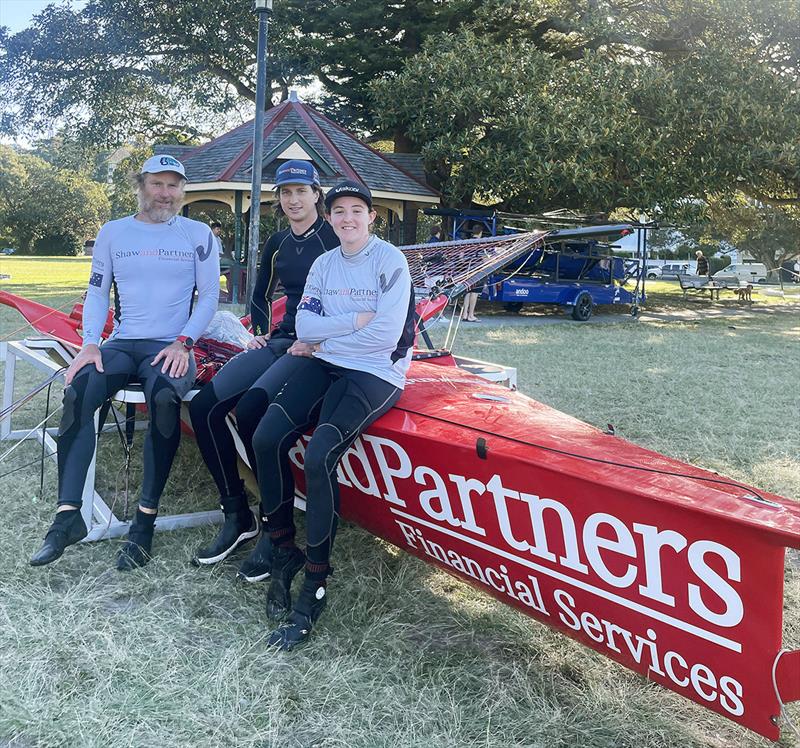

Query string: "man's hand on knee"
[151, 340, 191, 378]
[65, 344, 103, 386]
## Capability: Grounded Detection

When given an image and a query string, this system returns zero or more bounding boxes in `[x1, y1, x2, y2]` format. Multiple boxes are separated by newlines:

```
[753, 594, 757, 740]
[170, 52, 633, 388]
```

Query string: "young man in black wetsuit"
[188, 160, 338, 576]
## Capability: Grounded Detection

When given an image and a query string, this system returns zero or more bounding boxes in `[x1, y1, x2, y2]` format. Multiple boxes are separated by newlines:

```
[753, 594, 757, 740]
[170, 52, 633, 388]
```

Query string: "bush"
[33, 233, 82, 256]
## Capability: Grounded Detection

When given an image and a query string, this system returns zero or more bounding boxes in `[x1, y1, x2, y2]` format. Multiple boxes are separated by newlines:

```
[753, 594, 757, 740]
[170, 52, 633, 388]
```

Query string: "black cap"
[324, 179, 373, 211]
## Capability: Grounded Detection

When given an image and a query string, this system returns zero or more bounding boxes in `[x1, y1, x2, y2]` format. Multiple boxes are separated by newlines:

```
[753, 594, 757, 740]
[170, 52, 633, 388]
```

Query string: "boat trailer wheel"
[571, 291, 593, 321]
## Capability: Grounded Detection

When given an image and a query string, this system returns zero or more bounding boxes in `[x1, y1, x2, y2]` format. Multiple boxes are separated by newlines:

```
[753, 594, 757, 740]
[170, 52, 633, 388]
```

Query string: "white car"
[645, 265, 662, 279]
[712, 263, 768, 285]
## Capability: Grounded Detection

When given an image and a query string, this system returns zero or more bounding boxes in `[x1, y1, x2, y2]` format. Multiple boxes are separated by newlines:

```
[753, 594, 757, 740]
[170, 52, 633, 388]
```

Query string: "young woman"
[188, 160, 338, 578]
[250, 179, 415, 650]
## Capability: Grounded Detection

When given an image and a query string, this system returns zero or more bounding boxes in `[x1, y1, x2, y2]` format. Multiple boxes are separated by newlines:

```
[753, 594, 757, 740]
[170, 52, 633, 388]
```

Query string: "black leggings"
[252, 355, 401, 574]
[57, 338, 196, 510]
[188, 336, 293, 502]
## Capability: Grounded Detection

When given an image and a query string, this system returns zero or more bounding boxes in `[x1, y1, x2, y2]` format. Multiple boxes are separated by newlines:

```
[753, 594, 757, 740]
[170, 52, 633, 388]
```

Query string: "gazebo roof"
[155, 94, 438, 203]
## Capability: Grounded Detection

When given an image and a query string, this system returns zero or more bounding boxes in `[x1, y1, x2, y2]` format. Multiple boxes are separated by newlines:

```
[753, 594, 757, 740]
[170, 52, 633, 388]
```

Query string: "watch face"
[183, 337, 194, 349]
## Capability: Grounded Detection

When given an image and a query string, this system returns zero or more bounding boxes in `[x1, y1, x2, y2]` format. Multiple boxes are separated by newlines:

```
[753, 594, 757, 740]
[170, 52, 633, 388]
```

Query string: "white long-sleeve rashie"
[82, 215, 220, 346]
[295, 235, 416, 389]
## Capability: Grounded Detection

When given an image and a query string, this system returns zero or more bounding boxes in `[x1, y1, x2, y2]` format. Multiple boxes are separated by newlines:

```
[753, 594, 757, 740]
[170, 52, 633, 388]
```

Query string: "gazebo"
[155, 92, 439, 262]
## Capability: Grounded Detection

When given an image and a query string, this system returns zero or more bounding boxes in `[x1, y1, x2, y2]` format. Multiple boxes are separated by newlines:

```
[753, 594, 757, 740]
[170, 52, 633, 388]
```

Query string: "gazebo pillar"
[402, 203, 418, 245]
[234, 191, 244, 263]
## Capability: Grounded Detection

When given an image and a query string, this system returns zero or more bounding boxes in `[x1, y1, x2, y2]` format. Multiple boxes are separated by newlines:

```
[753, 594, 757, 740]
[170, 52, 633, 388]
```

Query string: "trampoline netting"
[400, 231, 549, 301]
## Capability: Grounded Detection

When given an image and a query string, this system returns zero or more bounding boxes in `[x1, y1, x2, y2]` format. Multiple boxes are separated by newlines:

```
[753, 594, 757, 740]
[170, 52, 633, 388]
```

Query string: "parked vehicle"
[481, 224, 645, 321]
[645, 265, 662, 279]
[659, 262, 694, 280]
[713, 263, 768, 285]
[1, 248, 16, 255]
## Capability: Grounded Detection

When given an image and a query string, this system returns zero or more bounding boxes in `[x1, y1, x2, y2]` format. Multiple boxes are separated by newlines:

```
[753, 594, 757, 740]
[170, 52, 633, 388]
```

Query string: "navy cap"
[324, 179, 373, 211]
[275, 160, 320, 187]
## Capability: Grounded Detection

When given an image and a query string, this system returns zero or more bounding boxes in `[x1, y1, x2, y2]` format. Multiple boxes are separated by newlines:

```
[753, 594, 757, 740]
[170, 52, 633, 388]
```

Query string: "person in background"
[461, 224, 485, 322]
[427, 223, 443, 243]
[188, 160, 338, 578]
[211, 222, 224, 256]
[29, 155, 219, 571]
[695, 250, 710, 277]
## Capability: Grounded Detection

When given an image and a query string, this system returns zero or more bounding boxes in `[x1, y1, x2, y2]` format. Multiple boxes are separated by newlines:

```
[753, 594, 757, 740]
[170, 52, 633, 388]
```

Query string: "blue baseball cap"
[275, 160, 320, 187]
[324, 179, 372, 210]
[141, 154, 186, 178]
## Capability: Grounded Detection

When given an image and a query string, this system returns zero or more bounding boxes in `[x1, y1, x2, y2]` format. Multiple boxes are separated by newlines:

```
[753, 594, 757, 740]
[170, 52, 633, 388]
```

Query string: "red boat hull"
[284, 361, 799, 740]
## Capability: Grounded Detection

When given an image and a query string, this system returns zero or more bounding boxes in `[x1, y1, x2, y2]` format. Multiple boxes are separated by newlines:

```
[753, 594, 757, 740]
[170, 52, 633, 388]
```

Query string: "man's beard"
[137, 191, 183, 222]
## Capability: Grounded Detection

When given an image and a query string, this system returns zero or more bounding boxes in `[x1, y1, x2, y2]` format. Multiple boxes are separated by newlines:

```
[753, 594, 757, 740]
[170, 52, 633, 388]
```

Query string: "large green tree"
[0, 0, 475, 146]
[371, 0, 800, 213]
[0, 146, 110, 254]
[372, 31, 799, 212]
[283, 0, 484, 146]
[0, 0, 317, 145]
[693, 195, 800, 270]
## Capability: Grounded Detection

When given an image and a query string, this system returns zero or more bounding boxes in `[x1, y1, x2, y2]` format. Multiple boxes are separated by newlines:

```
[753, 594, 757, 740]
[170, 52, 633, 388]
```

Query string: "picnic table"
[677, 274, 741, 300]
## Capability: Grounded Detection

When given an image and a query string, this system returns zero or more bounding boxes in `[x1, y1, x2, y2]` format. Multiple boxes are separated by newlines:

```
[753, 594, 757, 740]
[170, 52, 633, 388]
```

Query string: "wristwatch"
[177, 335, 194, 351]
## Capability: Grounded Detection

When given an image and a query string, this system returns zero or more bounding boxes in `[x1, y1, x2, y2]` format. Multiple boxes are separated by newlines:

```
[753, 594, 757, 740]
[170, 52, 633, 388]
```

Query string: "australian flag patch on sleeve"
[89, 271, 104, 288]
[298, 295, 323, 315]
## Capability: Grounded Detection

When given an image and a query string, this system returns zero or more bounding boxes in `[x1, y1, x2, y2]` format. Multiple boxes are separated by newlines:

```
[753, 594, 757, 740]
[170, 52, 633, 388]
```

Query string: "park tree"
[693, 195, 800, 270]
[282, 0, 484, 146]
[0, 0, 474, 147]
[0, 146, 110, 254]
[372, 31, 799, 213]
[0, 0, 318, 146]
[371, 0, 799, 212]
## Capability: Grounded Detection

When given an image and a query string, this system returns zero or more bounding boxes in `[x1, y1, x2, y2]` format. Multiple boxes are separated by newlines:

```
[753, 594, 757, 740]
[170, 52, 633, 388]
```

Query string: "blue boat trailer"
[481, 224, 648, 320]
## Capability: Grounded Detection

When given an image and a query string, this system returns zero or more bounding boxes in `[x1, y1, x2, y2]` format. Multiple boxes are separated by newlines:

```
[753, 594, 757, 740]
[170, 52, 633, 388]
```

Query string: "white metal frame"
[1, 338, 223, 542]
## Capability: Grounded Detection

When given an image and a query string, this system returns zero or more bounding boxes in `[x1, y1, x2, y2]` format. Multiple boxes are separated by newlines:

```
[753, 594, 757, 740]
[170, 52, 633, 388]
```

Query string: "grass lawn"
[0, 257, 798, 748]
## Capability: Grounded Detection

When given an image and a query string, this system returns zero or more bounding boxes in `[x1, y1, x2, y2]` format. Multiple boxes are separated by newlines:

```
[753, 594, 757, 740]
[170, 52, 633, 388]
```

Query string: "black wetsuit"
[188, 216, 338, 502]
[252, 355, 400, 576]
[250, 216, 338, 338]
[58, 340, 196, 510]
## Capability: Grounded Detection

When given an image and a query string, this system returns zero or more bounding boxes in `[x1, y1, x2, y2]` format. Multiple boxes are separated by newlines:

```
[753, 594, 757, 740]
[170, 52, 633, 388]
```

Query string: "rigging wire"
[0, 405, 64, 466]
[0, 367, 66, 422]
[0, 452, 57, 481]
[38, 374, 56, 500]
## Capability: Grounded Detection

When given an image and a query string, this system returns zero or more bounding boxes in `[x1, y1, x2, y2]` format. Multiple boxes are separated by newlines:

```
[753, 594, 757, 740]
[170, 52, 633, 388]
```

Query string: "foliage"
[0, 0, 492, 146]
[372, 28, 799, 212]
[372, 0, 800, 211]
[282, 0, 484, 141]
[0, 146, 110, 254]
[32, 233, 84, 257]
[0, 0, 317, 146]
[693, 194, 800, 269]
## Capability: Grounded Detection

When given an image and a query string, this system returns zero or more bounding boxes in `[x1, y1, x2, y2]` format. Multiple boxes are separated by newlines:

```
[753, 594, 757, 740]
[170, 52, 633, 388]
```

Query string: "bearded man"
[30, 155, 220, 571]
